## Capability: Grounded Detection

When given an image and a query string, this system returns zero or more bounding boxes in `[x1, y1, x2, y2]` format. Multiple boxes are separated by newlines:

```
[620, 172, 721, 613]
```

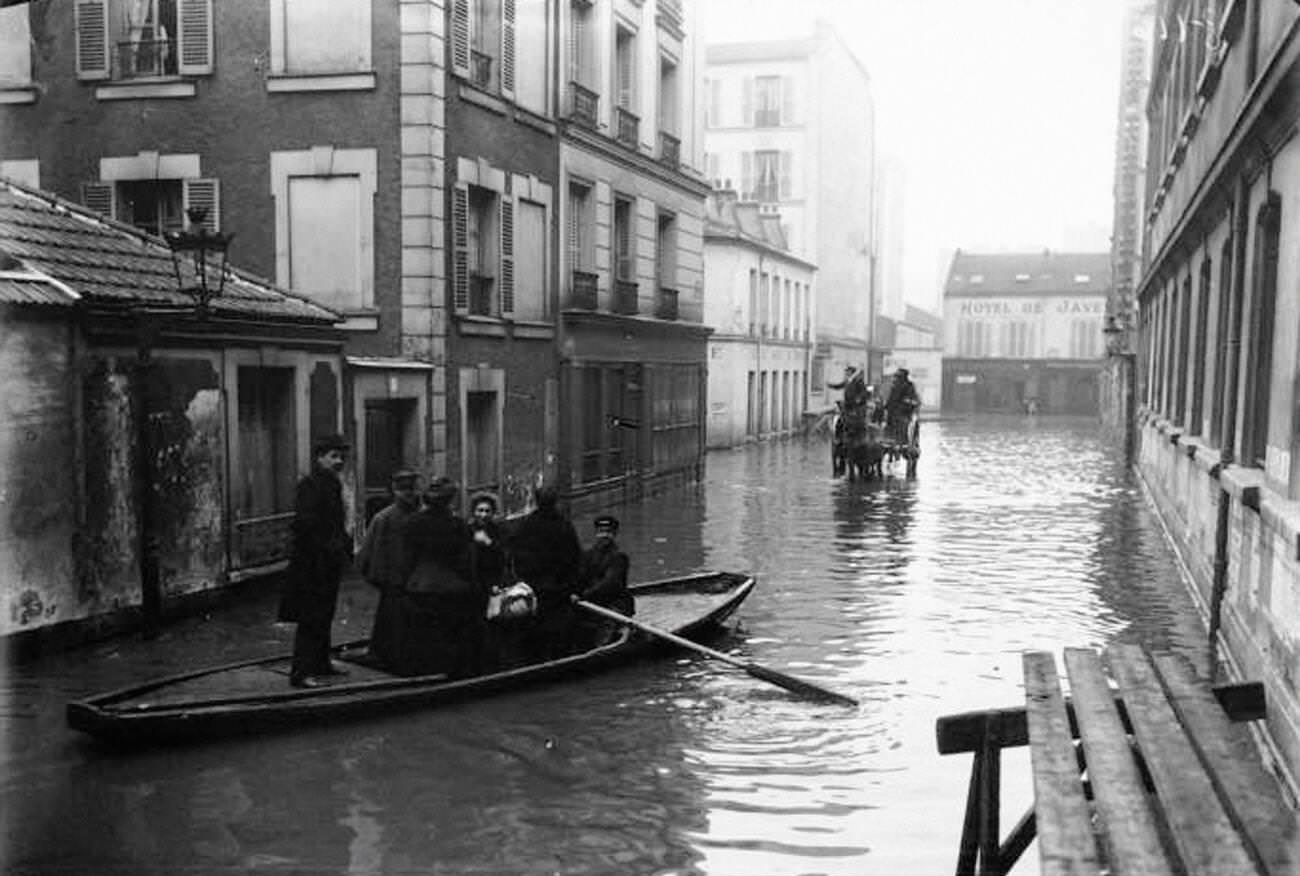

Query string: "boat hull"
[67, 571, 754, 746]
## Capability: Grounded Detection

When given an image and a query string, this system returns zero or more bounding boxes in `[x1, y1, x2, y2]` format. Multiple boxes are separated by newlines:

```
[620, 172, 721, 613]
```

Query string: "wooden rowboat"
[67, 571, 755, 745]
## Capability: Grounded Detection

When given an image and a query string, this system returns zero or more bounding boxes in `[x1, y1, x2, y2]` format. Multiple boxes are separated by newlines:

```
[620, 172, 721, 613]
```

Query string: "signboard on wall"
[956, 374, 978, 384]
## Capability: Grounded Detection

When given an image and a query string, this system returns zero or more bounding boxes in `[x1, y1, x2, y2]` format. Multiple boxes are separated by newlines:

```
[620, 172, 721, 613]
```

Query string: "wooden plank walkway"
[936, 645, 1299, 875]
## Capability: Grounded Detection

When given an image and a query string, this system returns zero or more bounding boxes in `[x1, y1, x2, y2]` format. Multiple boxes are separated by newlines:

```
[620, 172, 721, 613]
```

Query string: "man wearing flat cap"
[356, 469, 421, 668]
[279, 433, 353, 688]
[574, 514, 632, 650]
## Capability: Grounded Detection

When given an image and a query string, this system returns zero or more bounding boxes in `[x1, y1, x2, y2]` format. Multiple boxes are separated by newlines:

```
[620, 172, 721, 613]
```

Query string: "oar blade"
[743, 662, 859, 707]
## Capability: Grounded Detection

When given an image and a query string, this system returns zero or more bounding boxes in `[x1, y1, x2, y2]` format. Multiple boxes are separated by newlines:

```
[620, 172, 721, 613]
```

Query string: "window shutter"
[452, 184, 470, 313]
[75, 0, 110, 81]
[500, 0, 516, 99]
[568, 7, 582, 83]
[451, 0, 471, 78]
[780, 151, 792, 199]
[499, 196, 514, 314]
[567, 188, 582, 271]
[182, 178, 221, 231]
[741, 152, 753, 199]
[177, 0, 214, 75]
[742, 76, 753, 126]
[80, 181, 116, 218]
[782, 75, 795, 124]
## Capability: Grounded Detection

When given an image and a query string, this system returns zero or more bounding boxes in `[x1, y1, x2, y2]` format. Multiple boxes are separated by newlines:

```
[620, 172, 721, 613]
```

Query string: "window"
[658, 55, 678, 135]
[451, 0, 516, 94]
[1190, 257, 1210, 435]
[515, 0, 545, 111]
[614, 25, 636, 110]
[465, 390, 501, 496]
[1243, 193, 1279, 469]
[514, 198, 547, 321]
[467, 185, 499, 315]
[81, 173, 220, 236]
[705, 76, 721, 128]
[655, 211, 676, 291]
[273, 0, 371, 78]
[744, 150, 790, 202]
[1000, 321, 1031, 357]
[705, 153, 720, 188]
[567, 0, 592, 86]
[959, 321, 991, 356]
[1069, 319, 1101, 358]
[568, 181, 593, 274]
[613, 195, 634, 282]
[75, 0, 213, 82]
[748, 269, 757, 335]
[270, 146, 378, 315]
[753, 75, 781, 126]
[578, 364, 637, 484]
[1210, 236, 1232, 445]
[0, 2, 34, 97]
[453, 182, 516, 318]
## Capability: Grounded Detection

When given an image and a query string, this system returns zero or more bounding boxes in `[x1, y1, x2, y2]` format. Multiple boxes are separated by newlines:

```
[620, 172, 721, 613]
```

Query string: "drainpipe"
[1208, 177, 1249, 679]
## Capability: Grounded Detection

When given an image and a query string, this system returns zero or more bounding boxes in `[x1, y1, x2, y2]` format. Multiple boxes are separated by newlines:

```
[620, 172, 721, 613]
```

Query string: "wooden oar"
[573, 598, 858, 707]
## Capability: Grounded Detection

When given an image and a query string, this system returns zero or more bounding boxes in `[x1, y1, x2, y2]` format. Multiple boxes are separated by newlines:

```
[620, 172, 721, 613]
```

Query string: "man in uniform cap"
[356, 469, 421, 668]
[573, 514, 633, 650]
[279, 433, 353, 687]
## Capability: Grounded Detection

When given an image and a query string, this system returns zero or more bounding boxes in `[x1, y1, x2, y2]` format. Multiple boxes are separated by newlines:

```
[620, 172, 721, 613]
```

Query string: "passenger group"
[279, 435, 633, 689]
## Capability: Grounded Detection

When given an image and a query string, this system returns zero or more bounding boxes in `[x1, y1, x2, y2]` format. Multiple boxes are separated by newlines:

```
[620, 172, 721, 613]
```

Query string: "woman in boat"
[469, 491, 526, 669]
[394, 477, 483, 678]
[356, 469, 421, 668]
[508, 485, 583, 661]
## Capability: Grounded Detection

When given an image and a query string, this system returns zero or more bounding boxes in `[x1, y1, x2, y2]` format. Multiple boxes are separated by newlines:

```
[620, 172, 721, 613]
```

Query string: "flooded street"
[1, 416, 1211, 876]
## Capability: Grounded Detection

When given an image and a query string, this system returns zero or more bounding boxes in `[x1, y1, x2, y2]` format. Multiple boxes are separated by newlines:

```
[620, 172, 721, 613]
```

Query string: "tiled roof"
[0, 181, 340, 323]
[0, 270, 78, 306]
[945, 251, 1112, 295]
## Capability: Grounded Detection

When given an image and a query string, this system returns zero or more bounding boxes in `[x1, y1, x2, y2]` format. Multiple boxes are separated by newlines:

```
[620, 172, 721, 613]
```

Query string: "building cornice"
[560, 123, 710, 196]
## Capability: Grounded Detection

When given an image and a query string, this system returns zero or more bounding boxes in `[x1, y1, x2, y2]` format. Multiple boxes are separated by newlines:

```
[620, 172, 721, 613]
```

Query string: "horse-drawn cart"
[830, 403, 920, 480]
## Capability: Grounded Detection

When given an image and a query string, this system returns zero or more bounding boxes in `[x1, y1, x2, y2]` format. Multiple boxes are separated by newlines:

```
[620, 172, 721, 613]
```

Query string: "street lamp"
[136, 206, 233, 628]
[163, 206, 234, 317]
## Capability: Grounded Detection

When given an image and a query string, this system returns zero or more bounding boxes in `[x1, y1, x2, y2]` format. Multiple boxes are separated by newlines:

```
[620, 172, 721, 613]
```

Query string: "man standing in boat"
[279, 434, 353, 688]
[509, 485, 583, 661]
[573, 514, 632, 650]
[828, 364, 871, 416]
[356, 469, 421, 668]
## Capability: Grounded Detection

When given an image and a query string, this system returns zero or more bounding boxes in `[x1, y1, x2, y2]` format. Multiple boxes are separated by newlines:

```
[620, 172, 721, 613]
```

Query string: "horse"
[833, 403, 887, 481]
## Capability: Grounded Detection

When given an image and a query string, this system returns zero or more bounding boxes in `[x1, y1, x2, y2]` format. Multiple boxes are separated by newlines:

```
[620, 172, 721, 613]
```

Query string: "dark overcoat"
[278, 468, 351, 627]
[578, 540, 632, 615]
[509, 508, 582, 603]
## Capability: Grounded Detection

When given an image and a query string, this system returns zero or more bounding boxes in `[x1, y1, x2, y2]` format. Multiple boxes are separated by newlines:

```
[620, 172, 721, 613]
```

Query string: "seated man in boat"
[508, 485, 583, 662]
[573, 515, 632, 651]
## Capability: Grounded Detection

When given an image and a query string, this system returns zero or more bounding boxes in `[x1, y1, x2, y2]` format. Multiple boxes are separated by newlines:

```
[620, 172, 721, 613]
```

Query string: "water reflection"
[2, 416, 1212, 875]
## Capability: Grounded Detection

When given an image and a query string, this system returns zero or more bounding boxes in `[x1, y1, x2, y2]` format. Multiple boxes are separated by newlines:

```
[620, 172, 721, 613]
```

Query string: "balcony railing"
[569, 82, 599, 128]
[615, 106, 640, 149]
[469, 274, 494, 316]
[613, 279, 638, 315]
[754, 108, 782, 127]
[656, 287, 679, 320]
[658, 131, 680, 169]
[117, 39, 177, 79]
[570, 270, 598, 309]
[470, 50, 493, 89]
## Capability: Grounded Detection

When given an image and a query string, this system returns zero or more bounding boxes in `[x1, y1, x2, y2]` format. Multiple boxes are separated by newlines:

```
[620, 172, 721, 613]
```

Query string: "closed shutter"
[182, 178, 221, 231]
[452, 184, 469, 313]
[779, 151, 792, 199]
[499, 196, 514, 315]
[450, 0, 470, 78]
[500, 0, 516, 99]
[567, 5, 582, 83]
[567, 188, 582, 271]
[177, 0, 214, 75]
[75, 0, 110, 81]
[81, 181, 116, 217]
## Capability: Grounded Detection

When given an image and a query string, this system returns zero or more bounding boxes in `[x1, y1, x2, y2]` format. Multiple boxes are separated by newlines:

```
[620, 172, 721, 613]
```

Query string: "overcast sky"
[702, 0, 1128, 311]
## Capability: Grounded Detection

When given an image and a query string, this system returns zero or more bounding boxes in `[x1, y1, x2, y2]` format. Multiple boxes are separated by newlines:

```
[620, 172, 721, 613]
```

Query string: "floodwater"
[0, 415, 1214, 876]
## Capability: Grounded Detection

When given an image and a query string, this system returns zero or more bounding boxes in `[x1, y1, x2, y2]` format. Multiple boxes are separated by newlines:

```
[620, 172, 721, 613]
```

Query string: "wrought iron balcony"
[470, 50, 493, 89]
[117, 39, 177, 79]
[615, 106, 640, 149]
[612, 279, 639, 315]
[656, 287, 679, 320]
[569, 82, 599, 129]
[570, 270, 598, 309]
[658, 131, 680, 169]
[469, 274, 494, 316]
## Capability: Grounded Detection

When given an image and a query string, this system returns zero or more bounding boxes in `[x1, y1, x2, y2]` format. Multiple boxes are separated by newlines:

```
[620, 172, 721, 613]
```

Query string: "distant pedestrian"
[356, 469, 421, 668]
[279, 433, 353, 689]
[573, 514, 632, 650]
[509, 485, 582, 661]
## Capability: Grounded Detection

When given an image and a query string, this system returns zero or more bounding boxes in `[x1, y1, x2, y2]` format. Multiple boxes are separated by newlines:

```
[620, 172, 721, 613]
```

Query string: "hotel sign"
[958, 298, 1105, 317]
